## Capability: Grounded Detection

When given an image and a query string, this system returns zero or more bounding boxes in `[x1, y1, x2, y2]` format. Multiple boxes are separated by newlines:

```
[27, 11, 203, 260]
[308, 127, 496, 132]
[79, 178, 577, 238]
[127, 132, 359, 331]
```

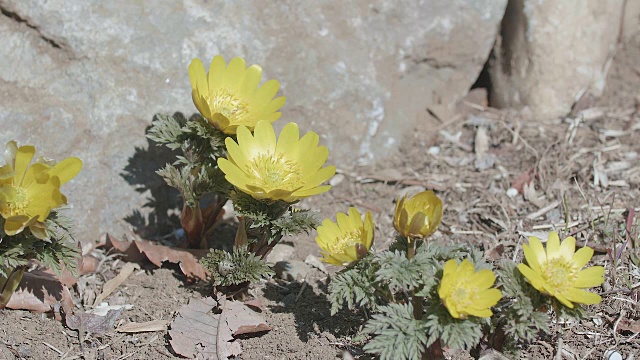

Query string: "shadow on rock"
[120, 113, 184, 240]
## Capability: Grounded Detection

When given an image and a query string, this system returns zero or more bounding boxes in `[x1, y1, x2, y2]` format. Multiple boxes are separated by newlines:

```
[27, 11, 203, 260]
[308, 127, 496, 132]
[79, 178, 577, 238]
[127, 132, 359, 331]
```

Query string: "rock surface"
[0, 0, 506, 243]
[489, 0, 631, 119]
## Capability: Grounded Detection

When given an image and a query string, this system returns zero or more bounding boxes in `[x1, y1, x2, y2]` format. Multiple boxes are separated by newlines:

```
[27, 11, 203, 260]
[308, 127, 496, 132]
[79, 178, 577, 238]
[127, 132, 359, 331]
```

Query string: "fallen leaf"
[135, 239, 208, 280]
[617, 318, 640, 333]
[243, 298, 264, 312]
[523, 181, 545, 208]
[93, 262, 139, 306]
[511, 168, 534, 194]
[99, 234, 208, 280]
[5, 269, 67, 312]
[169, 297, 222, 359]
[116, 319, 168, 333]
[62, 290, 123, 335]
[169, 296, 271, 359]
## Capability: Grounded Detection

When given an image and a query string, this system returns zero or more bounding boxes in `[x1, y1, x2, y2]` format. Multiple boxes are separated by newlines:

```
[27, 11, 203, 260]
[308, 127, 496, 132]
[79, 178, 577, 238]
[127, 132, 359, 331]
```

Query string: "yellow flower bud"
[393, 190, 442, 239]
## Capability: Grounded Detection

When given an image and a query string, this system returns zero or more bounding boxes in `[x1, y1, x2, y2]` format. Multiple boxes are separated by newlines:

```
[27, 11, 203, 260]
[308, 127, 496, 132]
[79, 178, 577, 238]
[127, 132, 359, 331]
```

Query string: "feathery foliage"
[200, 246, 273, 287]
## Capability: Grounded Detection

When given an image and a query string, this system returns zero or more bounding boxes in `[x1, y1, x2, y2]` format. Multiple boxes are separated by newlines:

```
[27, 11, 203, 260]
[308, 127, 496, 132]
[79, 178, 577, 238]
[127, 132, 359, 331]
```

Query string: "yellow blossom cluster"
[189, 56, 335, 204]
[0, 141, 81, 239]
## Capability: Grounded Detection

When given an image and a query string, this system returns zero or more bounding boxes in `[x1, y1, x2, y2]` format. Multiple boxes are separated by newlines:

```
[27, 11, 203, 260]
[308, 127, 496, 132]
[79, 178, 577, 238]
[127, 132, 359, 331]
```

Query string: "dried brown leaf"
[225, 300, 271, 337]
[93, 262, 139, 306]
[135, 238, 208, 280]
[617, 318, 640, 333]
[62, 290, 122, 335]
[99, 234, 208, 280]
[116, 320, 168, 333]
[5, 269, 68, 312]
[168, 296, 270, 359]
[169, 297, 223, 359]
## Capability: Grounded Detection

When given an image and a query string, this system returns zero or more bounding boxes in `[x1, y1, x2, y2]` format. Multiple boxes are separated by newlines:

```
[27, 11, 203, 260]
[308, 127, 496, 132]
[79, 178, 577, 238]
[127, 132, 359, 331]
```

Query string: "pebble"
[506, 188, 519, 198]
[604, 350, 623, 360]
[265, 243, 295, 264]
[396, 185, 427, 199]
[304, 254, 328, 274]
[329, 173, 345, 186]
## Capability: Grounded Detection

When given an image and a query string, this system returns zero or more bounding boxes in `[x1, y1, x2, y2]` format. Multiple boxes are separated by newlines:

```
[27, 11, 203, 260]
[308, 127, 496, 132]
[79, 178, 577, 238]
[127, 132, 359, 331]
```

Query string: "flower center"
[207, 88, 250, 123]
[328, 229, 364, 254]
[248, 153, 303, 191]
[2, 186, 29, 217]
[541, 258, 577, 291]
[450, 280, 478, 311]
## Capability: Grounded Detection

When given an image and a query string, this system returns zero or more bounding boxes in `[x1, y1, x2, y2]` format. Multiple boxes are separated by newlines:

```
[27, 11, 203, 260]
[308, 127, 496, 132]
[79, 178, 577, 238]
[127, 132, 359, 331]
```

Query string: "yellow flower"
[438, 259, 502, 319]
[0, 142, 82, 237]
[393, 190, 443, 239]
[188, 55, 286, 134]
[218, 120, 335, 202]
[315, 207, 374, 266]
[517, 232, 604, 308]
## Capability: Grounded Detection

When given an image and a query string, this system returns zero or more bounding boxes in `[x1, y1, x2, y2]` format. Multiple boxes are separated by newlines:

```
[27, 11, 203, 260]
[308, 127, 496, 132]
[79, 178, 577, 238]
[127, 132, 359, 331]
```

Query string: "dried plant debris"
[169, 296, 270, 359]
[100, 234, 208, 279]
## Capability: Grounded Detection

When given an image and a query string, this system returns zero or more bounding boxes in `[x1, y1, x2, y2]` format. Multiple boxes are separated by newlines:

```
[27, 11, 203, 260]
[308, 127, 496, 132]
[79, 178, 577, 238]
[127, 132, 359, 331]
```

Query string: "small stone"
[604, 350, 623, 360]
[428, 146, 441, 155]
[506, 188, 519, 198]
[274, 260, 309, 282]
[304, 254, 328, 274]
[397, 185, 427, 199]
[266, 244, 295, 264]
[329, 173, 345, 186]
[478, 349, 510, 360]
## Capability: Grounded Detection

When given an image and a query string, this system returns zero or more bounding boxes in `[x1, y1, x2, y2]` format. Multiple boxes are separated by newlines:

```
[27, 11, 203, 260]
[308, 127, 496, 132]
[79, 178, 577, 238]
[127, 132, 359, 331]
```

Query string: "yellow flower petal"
[253, 120, 276, 154]
[517, 263, 546, 291]
[572, 246, 594, 269]
[546, 231, 561, 259]
[239, 64, 262, 96]
[275, 122, 300, 158]
[471, 269, 496, 289]
[223, 57, 246, 91]
[14, 145, 35, 186]
[573, 266, 605, 288]
[208, 55, 227, 93]
[47, 157, 82, 185]
[527, 236, 547, 269]
[558, 236, 576, 261]
[251, 79, 281, 104]
[563, 288, 601, 305]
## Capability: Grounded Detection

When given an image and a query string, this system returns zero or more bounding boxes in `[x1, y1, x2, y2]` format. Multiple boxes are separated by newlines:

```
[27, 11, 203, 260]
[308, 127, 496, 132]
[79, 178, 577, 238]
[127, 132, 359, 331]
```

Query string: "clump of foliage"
[149, 55, 335, 288]
[0, 141, 82, 308]
[322, 190, 606, 359]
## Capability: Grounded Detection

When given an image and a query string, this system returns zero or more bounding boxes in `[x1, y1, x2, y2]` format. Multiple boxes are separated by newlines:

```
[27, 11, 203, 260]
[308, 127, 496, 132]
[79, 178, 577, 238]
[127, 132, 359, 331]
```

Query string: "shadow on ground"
[261, 279, 370, 357]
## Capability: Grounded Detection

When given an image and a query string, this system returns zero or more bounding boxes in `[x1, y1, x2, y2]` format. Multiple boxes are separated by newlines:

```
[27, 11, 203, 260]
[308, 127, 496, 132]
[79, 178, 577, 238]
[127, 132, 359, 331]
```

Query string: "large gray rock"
[0, 0, 506, 243]
[489, 0, 628, 119]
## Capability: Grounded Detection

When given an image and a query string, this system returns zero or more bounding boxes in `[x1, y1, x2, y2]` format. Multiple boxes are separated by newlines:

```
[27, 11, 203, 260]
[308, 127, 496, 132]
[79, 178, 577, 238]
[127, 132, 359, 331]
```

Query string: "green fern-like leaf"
[272, 209, 320, 237]
[329, 257, 380, 315]
[362, 303, 431, 360]
[200, 246, 273, 286]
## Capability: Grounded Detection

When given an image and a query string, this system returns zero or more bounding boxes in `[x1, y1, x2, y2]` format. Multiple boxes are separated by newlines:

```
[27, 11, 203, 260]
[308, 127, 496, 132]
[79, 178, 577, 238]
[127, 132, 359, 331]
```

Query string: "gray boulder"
[0, 0, 506, 243]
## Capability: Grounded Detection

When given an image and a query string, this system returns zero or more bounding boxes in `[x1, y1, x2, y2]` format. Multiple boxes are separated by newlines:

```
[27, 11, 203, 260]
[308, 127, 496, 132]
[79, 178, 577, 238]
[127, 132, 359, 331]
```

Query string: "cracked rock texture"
[0, 0, 506, 243]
